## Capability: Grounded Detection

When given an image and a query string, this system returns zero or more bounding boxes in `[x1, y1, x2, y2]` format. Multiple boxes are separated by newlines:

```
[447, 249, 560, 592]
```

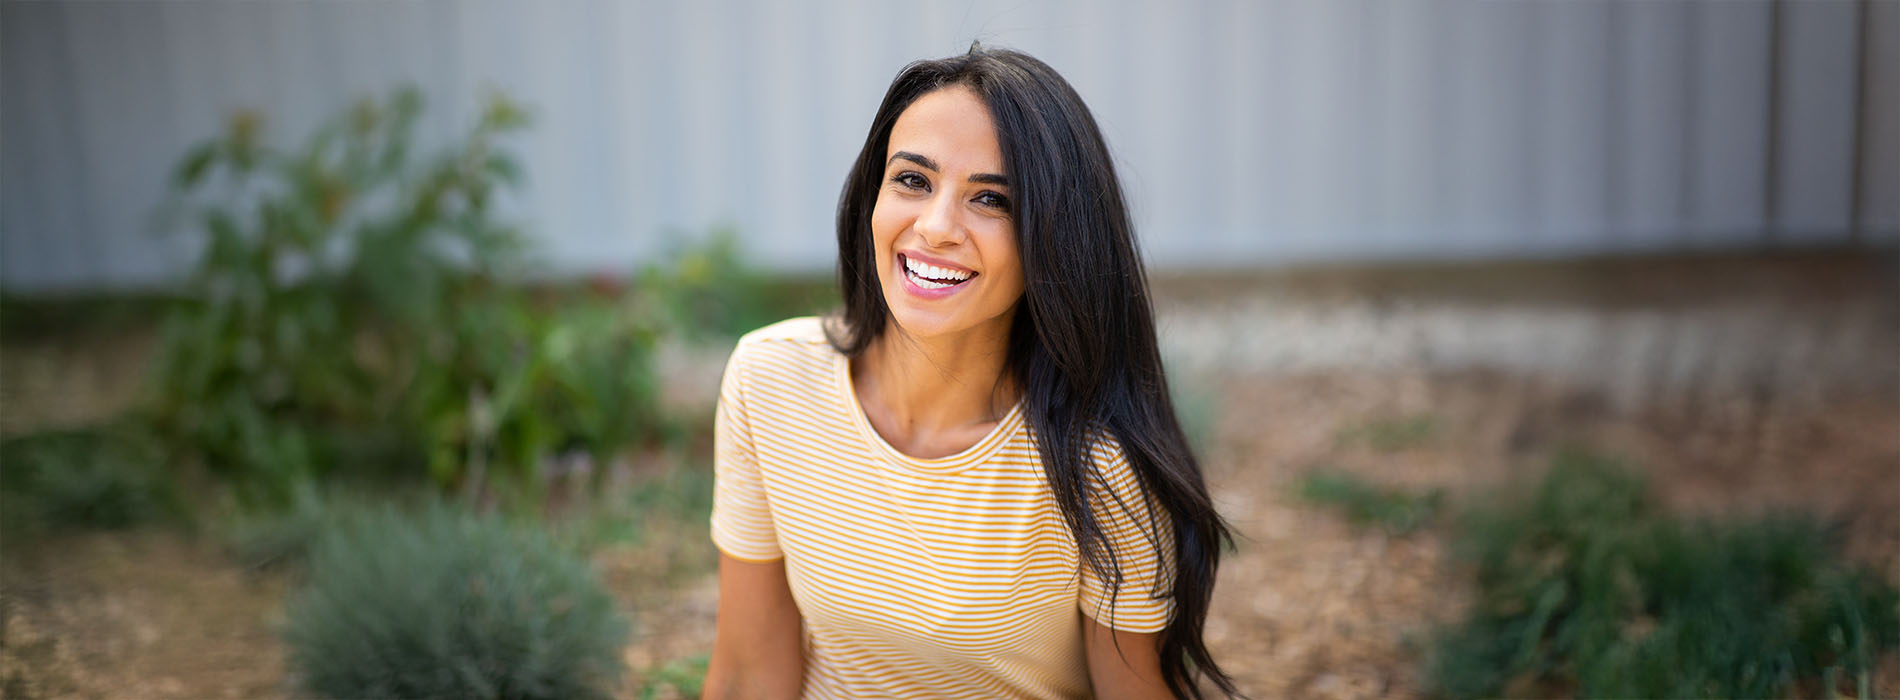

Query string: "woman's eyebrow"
[888, 151, 938, 172]
[888, 151, 1008, 186]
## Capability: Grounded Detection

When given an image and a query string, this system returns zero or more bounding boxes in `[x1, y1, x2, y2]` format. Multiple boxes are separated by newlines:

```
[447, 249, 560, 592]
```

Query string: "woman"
[703, 46, 1236, 700]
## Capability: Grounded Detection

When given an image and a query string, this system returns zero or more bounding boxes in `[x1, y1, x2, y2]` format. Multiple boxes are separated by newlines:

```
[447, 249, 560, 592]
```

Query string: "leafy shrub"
[636, 654, 708, 700]
[1429, 450, 1900, 699]
[152, 86, 531, 504]
[407, 291, 669, 504]
[0, 425, 180, 536]
[1296, 468, 1442, 535]
[150, 85, 816, 510]
[284, 503, 629, 700]
[149, 87, 692, 508]
[1337, 414, 1437, 452]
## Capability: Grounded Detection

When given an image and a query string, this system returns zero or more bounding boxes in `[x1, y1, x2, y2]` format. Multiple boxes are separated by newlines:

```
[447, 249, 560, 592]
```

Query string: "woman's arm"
[703, 553, 805, 699]
[1084, 616, 1175, 699]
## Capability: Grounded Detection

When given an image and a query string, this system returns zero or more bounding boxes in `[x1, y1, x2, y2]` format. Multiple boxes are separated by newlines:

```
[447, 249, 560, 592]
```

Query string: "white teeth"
[903, 256, 972, 282]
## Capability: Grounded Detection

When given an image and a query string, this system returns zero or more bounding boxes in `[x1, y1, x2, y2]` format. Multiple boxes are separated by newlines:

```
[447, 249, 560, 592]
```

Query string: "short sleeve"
[709, 344, 783, 562]
[1077, 446, 1176, 633]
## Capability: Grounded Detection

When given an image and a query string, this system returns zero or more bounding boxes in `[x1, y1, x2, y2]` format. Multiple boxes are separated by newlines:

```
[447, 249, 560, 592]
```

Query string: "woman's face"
[871, 85, 1025, 344]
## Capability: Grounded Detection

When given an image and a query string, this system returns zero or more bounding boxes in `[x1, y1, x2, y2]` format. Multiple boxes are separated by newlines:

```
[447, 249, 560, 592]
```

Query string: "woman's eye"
[975, 192, 1011, 212]
[891, 172, 928, 191]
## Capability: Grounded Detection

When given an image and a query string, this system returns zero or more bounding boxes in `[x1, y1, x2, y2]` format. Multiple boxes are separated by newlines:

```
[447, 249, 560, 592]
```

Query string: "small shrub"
[151, 85, 531, 503]
[1429, 450, 1900, 699]
[0, 425, 180, 536]
[405, 290, 669, 504]
[637, 654, 708, 700]
[149, 86, 819, 511]
[1296, 469, 1443, 535]
[283, 503, 629, 700]
[1338, 414, 1437, 452]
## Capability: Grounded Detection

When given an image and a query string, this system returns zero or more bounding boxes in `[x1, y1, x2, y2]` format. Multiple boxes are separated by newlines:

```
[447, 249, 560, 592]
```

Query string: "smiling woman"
[702, 47, 1237, 700]
[871, 85, 1026, 379]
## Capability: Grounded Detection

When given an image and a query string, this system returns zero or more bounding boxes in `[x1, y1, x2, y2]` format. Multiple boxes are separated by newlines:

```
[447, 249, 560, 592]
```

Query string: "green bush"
[152, 86, 531, 503]
[147, 87, 693, 508]
[1337, 414, 1437, 452]
[636, 654, 708, 700]
[0, 425, 181, 536]
[1296, 468, 1442, 535]
[406, 290, 669, 505]
[284, 503, 629, 700]
[1429, 450, 1900, 699]
[149, 85, 816, 511]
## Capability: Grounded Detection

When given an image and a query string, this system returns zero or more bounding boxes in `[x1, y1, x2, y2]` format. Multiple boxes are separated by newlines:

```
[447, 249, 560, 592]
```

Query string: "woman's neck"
[853, 321, 1019, 459]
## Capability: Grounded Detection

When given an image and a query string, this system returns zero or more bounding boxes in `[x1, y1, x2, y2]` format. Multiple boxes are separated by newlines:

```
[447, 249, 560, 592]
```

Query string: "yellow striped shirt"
[711, 317, 1175, 700]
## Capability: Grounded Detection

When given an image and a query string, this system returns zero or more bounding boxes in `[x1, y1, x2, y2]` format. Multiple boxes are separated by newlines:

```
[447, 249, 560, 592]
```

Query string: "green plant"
[150, 86, 806, 512]
[399, 290, 671, 507]
[283, 502, 629, 700]
[637, 654, 708, 700]
[1429, 450, 1900, 699]
[1296, 468, 1443, 535]
[1338, 414, 1437, 453]
[152, 85, 531, 504]
[0, 424, 181, 536]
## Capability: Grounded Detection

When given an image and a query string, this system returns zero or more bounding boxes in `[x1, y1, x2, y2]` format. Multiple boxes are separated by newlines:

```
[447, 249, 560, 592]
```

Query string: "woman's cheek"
[871, 196, 911, 237]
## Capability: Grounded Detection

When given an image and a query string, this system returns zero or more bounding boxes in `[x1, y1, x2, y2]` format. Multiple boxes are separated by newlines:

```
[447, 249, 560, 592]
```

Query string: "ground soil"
[3, 253, 1895, 699]
[1196, 369, 1899, 698]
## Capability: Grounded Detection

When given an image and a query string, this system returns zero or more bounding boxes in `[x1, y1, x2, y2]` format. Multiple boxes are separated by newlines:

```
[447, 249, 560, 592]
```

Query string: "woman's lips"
[898, 253, 973, 299]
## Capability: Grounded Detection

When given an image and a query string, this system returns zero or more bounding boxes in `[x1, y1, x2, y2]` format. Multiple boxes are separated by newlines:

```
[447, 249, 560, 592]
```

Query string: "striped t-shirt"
[711, 317, 1176, 699]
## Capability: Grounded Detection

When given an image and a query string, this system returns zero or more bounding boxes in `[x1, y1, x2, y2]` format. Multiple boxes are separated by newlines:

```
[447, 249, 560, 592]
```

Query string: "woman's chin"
[884, 307, 955, 340]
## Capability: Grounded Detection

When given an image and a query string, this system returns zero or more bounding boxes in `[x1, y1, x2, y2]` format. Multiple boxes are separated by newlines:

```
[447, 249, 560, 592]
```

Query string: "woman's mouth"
[901, 254, 974, 290]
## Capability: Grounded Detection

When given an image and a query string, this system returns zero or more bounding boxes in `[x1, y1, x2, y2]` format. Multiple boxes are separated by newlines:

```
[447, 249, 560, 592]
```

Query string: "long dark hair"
[827, 47, 1237, 699]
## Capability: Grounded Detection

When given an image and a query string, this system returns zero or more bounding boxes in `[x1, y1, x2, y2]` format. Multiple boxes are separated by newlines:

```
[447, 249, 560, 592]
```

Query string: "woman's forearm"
[704, 554, 805, 699]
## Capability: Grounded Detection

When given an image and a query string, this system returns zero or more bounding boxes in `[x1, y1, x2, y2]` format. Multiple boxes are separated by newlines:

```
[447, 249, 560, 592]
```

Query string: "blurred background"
[2, 1, 1896, 699]
[5, 0, 1898, 285]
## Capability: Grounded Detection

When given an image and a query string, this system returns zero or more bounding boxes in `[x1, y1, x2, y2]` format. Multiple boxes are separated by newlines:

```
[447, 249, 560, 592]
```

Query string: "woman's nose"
[914, 192, 964, 247]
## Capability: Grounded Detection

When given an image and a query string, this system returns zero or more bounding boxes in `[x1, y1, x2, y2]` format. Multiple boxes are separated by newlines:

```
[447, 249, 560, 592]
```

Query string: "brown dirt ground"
[1, 532, 291, 699]
[1197, 369, 1900, 699]
[4, 373, 1896, 699]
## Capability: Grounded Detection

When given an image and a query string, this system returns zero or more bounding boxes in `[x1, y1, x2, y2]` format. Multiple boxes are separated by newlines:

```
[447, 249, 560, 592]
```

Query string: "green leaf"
[175, 143, 218, 188]
[483, 153, 524, 187]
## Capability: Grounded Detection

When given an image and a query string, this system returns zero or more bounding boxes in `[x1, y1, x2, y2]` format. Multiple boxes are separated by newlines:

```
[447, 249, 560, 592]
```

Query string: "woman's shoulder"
[726, 316, 843, 374]
[736, 316, 833, 347]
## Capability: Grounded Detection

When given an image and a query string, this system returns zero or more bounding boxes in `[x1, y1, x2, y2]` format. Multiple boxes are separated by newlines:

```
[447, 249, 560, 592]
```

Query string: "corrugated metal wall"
[3, 0, 1896, 293]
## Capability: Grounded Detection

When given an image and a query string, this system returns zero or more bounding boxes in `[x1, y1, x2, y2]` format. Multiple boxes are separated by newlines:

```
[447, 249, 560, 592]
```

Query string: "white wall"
[3, 0, 1895, 293]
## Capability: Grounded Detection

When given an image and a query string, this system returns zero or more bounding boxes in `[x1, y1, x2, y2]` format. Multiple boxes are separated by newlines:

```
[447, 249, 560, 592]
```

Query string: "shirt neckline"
[834, 351, 1026, 473]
